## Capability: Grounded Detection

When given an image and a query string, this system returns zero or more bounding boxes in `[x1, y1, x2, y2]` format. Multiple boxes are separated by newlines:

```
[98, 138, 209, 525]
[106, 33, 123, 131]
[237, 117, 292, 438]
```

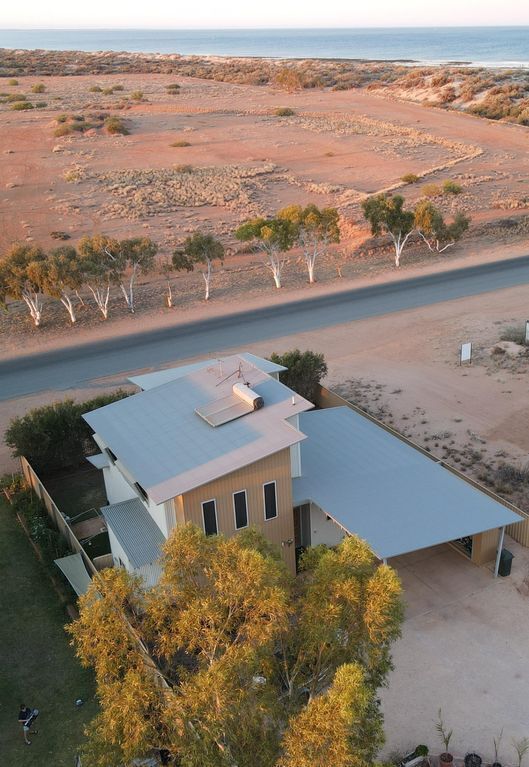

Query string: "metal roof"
[102, 498, 165, 568]
[129, 353, 287, 391]
[87, 453, 110, 470]
[293, 408, 522, 560]
[84, 355, 311, 504]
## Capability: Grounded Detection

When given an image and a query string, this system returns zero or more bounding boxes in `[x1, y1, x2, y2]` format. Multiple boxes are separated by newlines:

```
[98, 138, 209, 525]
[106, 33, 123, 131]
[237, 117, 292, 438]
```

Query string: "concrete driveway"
[381, 537, 529, 761]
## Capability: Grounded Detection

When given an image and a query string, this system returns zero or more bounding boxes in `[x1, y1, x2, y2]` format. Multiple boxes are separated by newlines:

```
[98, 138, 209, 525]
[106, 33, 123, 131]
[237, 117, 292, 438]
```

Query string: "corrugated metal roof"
[129, 352, 287, 391]
[84, 355, 311, 504]
[102, 498, 164, 568]
[293, 408, 522, 560]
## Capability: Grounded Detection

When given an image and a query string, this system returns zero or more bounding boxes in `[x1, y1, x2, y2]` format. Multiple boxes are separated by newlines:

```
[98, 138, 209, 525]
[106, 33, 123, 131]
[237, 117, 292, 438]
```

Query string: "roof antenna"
[218, 359, 223, 378]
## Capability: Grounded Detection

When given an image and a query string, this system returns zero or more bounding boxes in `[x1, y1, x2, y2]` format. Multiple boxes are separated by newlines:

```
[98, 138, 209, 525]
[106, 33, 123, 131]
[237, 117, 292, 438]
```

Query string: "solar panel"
[195, 393, 254, 427]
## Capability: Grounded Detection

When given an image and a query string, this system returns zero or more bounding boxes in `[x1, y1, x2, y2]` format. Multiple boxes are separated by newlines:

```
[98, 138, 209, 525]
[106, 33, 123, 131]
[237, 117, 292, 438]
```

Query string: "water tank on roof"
[232, 382, 264, 410]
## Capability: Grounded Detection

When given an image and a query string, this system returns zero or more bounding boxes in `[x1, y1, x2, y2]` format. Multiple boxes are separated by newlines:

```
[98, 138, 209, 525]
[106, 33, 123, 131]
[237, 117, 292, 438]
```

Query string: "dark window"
[202, 500, 218, 536]
[105, 447, 117, 464]
[233, 490, 248, 530]
[263, 482, 277, 520]
[134, 482, 148, 502]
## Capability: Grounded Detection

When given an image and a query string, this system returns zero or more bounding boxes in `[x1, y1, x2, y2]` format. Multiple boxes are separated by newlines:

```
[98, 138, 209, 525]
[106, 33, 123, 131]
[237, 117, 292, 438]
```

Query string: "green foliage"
[435, 708, 453, 754]
[104, 115, 128, 134]
[11, 101, 33, 110]
[31, 83, 46, 93]
[269, 348, 328, 402]
[235, 216, 298, 253]
[166, 83, 181, 93]
[10, 488, 68, 562]
[70, 526, 403, 766]
[5, 391, 129, 474]
[7, 93, 27, 102]
[172, 231, 224, 272]
[54, 123, 72, 137]
[275, 106, 296, 116]
[443, 180, 463, 195]
[362, 194, 415, 239]
[401, 173, 419, 184]
[415, 200, 470, 252]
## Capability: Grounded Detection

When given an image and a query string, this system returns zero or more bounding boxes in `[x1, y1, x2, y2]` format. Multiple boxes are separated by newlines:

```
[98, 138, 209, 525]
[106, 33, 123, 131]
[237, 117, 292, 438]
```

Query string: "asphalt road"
[1, 255, 529, 402]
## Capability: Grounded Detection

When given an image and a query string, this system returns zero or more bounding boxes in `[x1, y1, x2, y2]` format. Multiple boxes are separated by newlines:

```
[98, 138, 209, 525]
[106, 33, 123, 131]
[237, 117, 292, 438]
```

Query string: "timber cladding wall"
[178, 448, 296, 573]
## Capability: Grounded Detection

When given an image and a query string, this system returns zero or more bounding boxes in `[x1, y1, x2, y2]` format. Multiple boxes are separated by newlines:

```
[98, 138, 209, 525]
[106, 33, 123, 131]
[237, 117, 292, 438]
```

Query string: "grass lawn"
[0, 498, 98, 766]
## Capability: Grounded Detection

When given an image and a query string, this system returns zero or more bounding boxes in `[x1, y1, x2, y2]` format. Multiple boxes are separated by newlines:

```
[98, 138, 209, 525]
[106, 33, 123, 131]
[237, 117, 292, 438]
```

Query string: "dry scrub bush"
[31, 83, 45, 93]
[170, 140, 191, 147]
[274, 107, 295, 116]
[401, 173, 419, 184]
[105, 116, 128, 135]
[7, 78, 18, 85]
[422, 183, 442, 198]
[130, 90, 143, 100]
[443, 180, 462, 195]
[11, 101, 33, 110]
[89, 85, 102, 92]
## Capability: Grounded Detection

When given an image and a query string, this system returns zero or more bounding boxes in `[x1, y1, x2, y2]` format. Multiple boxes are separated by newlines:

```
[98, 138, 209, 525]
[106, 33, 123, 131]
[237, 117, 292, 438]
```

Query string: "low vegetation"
[31, 82, 45, 93]
[5, 392, 129, 473]
[170, 139, 191, 147]
[274, 106, 295, 116]
[269, 348, 328, 401]
[104, 115, 128, 135]
[52, 112, 128, 137]
[401, 173, 419, 184]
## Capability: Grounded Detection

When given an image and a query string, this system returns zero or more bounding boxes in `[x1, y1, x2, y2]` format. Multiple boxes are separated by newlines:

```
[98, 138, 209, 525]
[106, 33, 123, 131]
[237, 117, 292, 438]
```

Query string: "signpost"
[460, 342, 472, 365]
[525, 320, 529, 345]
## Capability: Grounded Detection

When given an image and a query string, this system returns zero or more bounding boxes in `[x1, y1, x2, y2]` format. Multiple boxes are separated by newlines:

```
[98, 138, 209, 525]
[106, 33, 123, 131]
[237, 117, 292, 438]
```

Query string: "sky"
[1, 0, 529, 29]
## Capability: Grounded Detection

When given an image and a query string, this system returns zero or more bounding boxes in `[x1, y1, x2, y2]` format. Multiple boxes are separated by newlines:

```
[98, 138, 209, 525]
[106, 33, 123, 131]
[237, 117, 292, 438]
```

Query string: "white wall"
[107, 524, 132, 571]
[287, 414, 302, 478]
[309, 503, 346, 547]
[103, 463, 136, 505]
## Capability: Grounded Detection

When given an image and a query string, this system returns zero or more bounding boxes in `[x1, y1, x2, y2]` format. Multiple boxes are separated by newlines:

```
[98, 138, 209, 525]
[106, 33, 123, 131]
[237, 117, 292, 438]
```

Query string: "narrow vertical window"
[202, 499, 218, 536]
[263, 481, 277, 520]
[233, 490, 248, 530]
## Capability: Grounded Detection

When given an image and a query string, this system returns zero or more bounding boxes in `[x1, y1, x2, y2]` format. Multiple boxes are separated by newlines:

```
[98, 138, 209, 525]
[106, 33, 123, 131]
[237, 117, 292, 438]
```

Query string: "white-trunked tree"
[278, 204, 340, 284]
[362, 193, 415, 268]
[172, 231, 224, 301]
[235, 216, 297, 288]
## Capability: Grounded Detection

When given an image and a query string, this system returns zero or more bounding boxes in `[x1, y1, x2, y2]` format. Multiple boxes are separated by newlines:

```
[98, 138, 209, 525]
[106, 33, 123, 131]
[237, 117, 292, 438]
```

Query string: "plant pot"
[440, 754, 454, 767]
[465, 754, 482, 767]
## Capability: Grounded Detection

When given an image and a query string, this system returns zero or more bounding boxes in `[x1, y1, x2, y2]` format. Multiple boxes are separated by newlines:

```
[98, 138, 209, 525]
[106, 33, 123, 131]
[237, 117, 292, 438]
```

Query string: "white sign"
[525, 320, 529, 345]
[460, 342, 472, 365]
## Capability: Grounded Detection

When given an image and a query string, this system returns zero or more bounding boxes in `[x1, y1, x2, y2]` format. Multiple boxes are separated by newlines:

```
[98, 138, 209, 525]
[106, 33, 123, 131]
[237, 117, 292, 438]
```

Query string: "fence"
[315, 385, 529, 548]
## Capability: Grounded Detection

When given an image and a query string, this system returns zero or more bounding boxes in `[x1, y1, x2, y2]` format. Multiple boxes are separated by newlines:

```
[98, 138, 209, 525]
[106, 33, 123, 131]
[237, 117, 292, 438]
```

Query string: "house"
[83, 353, 521, 585]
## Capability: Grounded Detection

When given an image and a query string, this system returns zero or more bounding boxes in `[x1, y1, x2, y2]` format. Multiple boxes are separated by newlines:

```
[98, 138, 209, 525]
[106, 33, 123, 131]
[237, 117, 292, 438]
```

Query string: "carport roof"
[293, 408, 522, 560]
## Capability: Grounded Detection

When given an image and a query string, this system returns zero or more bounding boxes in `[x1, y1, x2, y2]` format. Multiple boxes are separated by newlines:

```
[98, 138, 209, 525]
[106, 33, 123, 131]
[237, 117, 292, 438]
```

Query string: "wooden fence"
[20, 456, 99, 577]
[315, 385, 529, 548]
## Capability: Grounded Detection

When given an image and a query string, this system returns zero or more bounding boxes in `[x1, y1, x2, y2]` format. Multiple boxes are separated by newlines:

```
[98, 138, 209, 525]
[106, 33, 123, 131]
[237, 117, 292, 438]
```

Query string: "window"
[202, 499, 218, 536]
[105, 447, 117, 464]
[233, 490, 248, 530]
[263, 481, 277, 521]
[134, 482, 149, 503]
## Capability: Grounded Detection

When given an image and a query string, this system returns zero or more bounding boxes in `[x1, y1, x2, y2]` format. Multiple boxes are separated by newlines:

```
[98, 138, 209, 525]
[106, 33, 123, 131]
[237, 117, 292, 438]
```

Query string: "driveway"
[381, 537, 529, 760]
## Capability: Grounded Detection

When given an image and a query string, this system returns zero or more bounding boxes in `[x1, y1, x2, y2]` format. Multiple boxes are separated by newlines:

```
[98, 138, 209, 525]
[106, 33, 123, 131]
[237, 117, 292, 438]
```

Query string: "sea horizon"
[0, 26, 528, 67]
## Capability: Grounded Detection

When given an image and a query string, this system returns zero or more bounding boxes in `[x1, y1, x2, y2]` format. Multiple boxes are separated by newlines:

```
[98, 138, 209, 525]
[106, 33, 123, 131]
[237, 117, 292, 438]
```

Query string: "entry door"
[293, 504, 311, 549]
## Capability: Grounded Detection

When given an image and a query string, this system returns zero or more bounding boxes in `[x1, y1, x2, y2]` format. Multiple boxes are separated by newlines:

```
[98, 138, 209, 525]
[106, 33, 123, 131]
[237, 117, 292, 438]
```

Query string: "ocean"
[0, 27, 528, 67]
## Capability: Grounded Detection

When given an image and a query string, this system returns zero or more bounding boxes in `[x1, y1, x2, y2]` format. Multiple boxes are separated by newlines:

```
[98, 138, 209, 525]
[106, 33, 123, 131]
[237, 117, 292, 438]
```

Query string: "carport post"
[494, 527, 505, 578]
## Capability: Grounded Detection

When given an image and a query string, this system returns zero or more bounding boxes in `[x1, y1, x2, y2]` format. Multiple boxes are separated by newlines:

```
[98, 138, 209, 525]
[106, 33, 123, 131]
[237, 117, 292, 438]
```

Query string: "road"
[1, 255, 529, 401]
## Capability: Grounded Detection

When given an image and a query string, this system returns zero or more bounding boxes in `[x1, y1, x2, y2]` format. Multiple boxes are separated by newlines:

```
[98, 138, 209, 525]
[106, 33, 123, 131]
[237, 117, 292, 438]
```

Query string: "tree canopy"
[269, 348, 328, 402]
[69, 525, 403, 767]
[172, 231, 225, 300]
[414, 200, 470, 252]
[278, 205, 340, 283]
[362, 194, 415, 267]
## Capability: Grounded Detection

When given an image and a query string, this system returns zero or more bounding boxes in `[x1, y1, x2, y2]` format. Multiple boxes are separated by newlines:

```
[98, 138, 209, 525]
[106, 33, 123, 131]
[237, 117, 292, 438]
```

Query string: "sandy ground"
[2, 71, 529, 350]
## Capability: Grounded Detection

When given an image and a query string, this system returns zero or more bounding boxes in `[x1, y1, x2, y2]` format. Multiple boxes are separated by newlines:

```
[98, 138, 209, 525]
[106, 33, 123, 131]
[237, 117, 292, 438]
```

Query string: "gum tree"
[117, 237, 158, 313]
[414, 200, 470, 253]
[362, 193, 415, 268]
[0, 243, 47, 326]
[235, 216, 297, 288]
[33, 245, 83, 323]
[172, 231, 224, 301]
[279, 204, 340, 283]
[78, 234, 121, 319]
[69, 526, 403, 767]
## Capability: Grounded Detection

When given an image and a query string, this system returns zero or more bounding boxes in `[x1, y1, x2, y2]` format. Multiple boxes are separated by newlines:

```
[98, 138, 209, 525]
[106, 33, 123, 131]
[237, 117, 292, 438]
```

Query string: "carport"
[293, 407, 522, 575]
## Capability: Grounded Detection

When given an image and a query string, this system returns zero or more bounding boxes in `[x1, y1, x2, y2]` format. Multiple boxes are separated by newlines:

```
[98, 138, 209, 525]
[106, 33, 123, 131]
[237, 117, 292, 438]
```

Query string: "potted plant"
[492, 728, 504, 767]
[435, 709, 454, 767]
[512, 738, 529, 767]
[464, 753, 482, 767]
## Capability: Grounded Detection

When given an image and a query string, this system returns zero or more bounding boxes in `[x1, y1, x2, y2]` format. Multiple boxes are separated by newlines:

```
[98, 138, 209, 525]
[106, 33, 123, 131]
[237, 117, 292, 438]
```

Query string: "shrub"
[8, 78, 18, 86]
[11, 488, 68, 562]
[54, 124, 72, 137]
[89, 85, 103, 93]
[443, 180, 463, 195]
[11, 101, 33, 110]
[113, 84, 124, 91]
[174, 164, 193, 173]
[50, 230, 71, 240]
[102, 87, 115, 95]
[5, 391, 130, 474]
[268, 349, 328, 402]
[35, 101, 47, 108]
[31, 83, 45, 93]
[7, 93, 27, 102]
[104, 115, 128, 135]
[274, 107, 295, 116]
[166, 83, 180, 93]
[170, 140, 191, 147]
[130, 90, 143, 100]
[56, 112, 69, 123]
[422, 183, 442, 198]
[402, 173, 419, 184]
[500, 325, 526, 344]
